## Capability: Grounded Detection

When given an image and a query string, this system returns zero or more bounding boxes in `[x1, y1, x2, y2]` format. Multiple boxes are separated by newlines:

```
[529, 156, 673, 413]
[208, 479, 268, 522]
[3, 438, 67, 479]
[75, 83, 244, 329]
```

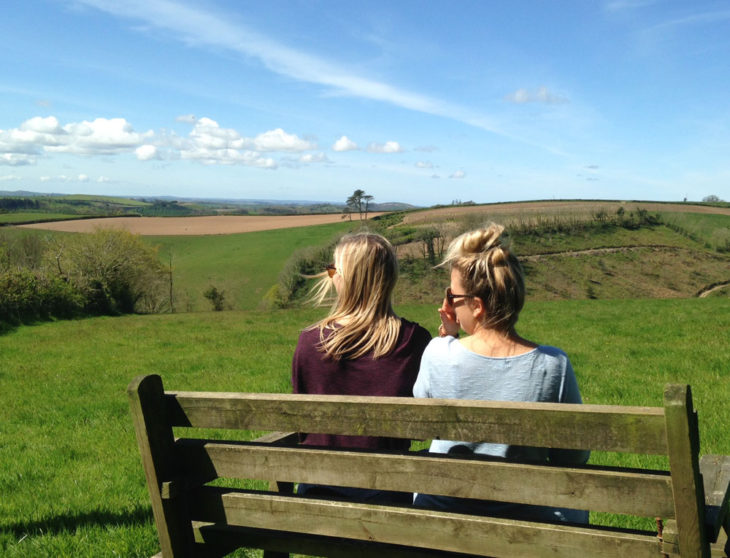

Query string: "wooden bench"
[129, 374, 730, 557]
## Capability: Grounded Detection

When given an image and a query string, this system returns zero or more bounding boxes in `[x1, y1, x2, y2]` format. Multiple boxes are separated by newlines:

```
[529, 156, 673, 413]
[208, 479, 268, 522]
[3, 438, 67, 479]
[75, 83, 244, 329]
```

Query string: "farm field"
[18, 213, 385, 235]
[401, 200, 730, 225]
[1, 299, 728, 557]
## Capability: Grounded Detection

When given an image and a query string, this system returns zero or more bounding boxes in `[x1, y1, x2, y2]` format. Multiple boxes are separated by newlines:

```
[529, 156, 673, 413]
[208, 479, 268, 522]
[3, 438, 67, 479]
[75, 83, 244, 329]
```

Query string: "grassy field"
[1, 298, 729, 556]
[147, 221, 355, 312]
[1, 201, 728, 555]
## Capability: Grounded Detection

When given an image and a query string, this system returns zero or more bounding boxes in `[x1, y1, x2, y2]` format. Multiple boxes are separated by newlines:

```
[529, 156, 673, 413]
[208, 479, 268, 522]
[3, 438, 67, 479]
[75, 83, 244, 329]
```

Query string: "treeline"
[0, 229, 168, 330]
[0, 198, 41, 211]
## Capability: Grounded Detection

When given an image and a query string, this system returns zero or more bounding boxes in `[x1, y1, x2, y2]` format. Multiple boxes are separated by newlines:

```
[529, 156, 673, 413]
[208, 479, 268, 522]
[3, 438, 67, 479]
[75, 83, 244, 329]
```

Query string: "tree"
[47, 229, 168, 314]
[363, 194, 374, 220]
[346, 189, 372, 220]
[702, 195, 723, 203]
[203, 285, 226, 311]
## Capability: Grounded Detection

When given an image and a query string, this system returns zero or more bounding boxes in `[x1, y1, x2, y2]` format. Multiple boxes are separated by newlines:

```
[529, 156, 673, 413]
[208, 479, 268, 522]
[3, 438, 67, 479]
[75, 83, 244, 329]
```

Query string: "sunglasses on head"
[325, 263, 337, 278]
[445, 287, 474, 306]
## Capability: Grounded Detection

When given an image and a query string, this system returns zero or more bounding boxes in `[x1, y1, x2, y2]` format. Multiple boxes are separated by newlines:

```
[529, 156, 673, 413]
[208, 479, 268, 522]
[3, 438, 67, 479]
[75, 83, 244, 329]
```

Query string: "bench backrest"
[129, 374, 708, 557]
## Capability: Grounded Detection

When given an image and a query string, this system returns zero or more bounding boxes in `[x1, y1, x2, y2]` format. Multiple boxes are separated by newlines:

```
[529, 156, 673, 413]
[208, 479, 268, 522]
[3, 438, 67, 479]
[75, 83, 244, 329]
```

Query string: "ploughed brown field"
[19, 213, 385, 236]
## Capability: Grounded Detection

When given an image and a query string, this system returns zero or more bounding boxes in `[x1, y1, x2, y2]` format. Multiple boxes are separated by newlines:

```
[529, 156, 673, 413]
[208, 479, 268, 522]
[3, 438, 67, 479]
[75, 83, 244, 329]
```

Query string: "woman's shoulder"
[533, 345, 571, 367]
[534, 345, 569, 358]
[397, 317, 432, 342]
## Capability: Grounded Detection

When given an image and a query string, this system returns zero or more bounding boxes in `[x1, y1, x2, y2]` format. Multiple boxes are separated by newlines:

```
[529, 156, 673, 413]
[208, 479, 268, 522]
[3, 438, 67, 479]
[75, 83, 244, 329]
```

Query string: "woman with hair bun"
[292, 232, 431, 504]
[413, 223, 589, 522]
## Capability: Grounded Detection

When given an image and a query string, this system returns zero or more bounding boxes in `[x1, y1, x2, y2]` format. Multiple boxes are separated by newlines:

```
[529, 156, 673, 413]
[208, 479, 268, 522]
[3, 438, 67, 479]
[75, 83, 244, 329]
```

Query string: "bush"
[1, 229, 168, 329]
[203, 286, 226, 311]
[0, 269, 84, 325]
[48, 229, 168, 315]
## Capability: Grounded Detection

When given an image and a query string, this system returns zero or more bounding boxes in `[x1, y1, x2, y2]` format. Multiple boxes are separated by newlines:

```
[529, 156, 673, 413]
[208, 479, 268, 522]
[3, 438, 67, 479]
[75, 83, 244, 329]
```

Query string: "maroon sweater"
[292, 318, 431, 450]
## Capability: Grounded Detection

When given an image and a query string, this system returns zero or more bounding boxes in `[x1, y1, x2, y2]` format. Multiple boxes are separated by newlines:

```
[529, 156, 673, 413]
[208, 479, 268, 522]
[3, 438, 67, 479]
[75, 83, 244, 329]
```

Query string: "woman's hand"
[437, 298, 460, 338]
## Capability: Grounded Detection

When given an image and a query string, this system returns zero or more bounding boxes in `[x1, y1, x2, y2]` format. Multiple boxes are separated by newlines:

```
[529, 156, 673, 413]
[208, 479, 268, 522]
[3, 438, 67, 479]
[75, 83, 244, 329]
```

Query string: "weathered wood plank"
[176, 439, 675, 517]
[193, 522, 476, 557]
[664, 384, 709, 557]
[701, 455, 730, 542]
[188, 488, 663, 558]
[165, 392, 667, 454]
[128, 374, 196, 558]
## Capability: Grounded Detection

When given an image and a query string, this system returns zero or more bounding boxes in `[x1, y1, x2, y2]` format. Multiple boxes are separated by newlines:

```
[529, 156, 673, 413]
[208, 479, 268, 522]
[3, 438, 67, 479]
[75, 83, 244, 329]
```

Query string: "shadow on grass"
[3, 505, 153, 538]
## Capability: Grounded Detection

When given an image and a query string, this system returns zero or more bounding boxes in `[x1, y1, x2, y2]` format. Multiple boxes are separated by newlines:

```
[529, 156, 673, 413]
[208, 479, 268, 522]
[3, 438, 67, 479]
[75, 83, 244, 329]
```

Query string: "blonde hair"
[441, 223, 525, 332]
[308, 232, 401, 360]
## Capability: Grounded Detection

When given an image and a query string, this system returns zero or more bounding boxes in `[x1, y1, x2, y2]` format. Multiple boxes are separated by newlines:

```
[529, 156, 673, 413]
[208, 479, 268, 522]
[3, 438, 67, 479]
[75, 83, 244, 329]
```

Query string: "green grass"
[1, 298, 729, 556]
[146, 221, 356, 311]
[660, 211, 730, 252]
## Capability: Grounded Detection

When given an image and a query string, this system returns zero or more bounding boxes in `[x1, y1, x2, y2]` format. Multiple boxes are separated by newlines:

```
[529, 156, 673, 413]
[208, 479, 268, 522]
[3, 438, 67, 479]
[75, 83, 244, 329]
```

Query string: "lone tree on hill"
[345, 189, 374, 220]
[363, 194, 374, 220]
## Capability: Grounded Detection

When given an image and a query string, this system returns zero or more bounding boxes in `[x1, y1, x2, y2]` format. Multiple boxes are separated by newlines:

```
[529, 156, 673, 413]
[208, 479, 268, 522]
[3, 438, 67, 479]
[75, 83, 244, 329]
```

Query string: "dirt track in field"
[18, 213, 384, 236]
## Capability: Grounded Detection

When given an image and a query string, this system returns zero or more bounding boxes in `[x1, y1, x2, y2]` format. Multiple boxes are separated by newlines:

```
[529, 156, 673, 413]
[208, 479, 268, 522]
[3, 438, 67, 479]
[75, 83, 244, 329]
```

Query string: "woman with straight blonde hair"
[413, 223, 589, 522]
[292, 232, 431, 503]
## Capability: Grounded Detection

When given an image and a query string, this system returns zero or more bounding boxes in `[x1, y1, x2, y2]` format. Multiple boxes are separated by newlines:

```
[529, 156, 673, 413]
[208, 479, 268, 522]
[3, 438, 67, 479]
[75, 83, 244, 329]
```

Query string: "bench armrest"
[700, 454, 730, 542]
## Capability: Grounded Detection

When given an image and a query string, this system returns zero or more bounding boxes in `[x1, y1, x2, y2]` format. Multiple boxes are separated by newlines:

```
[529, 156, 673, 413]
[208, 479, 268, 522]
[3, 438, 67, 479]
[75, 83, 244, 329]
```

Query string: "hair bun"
[462, 223, 505, 255]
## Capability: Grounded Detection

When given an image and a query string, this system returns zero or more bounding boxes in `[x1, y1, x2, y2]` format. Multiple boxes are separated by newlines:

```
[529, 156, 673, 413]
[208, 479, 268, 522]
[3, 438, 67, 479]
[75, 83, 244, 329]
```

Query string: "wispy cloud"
[74, 0, 564, 154]
[646, 9, 730, 32]
[504, 86, 569, 105]
[604, 0, 658, 13]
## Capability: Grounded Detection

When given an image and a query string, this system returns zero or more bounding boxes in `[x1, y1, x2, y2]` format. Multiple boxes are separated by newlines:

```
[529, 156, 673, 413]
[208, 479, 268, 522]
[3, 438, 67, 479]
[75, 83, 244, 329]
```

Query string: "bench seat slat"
[166, 393, 668, 454]
[176, 439, 676, 518]
[188, 488, 663, 558]
[192, 522, 477, 557]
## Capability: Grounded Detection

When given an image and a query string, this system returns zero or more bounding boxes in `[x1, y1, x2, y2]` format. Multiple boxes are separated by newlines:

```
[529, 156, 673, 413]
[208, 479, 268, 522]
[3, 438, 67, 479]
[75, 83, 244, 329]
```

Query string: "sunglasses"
[325, 263, 337, 278]
[445, 287, 474, 306]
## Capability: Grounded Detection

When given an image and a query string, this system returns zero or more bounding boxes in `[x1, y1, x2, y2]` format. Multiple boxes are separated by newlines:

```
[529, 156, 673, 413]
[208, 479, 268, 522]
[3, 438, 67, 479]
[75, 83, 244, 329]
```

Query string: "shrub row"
[0, 229, 169, 329]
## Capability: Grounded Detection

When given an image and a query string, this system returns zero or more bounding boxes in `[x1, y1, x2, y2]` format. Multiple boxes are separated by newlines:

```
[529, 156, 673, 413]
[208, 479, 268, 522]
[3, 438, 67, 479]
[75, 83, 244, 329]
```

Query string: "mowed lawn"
[1, 298, 729, 556]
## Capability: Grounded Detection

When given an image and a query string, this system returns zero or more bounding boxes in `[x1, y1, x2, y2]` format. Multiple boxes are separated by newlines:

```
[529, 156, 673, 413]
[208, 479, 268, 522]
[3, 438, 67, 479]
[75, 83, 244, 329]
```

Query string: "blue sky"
[1, 0, 729, 206]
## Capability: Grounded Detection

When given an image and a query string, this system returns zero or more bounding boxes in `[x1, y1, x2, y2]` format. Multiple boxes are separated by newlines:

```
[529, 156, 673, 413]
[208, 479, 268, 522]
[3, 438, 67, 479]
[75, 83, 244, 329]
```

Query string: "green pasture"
[146, 221, 356, 312]
[660, 211, 730, 251]
[1, 298, 729, 557]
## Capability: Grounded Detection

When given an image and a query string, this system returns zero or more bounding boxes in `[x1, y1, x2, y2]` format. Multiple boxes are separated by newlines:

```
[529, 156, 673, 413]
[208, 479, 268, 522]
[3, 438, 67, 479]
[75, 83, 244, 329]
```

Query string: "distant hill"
[0, 190, 419, 224]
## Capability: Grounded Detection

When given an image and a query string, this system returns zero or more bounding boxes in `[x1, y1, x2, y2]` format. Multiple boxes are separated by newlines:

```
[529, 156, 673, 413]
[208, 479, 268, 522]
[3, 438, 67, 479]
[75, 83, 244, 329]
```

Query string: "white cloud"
[504, 86, 569, 105]
[175, 114, 197, 123]
[332, 135, 358, 152]
[97, 176, 111, 183]
[50, 118, 153, 155]
[136, 144, 160, 160]
[176, 118, 276, 167]
[1, 116, 152, 163]
[0, 153, 35, 166]
[38, 174, 105, 183]
[299, 152, 329, 164]
[254, 128, 315, 152]
[416, 161, 433, 169]
[0, 174, 21, 181]
[367, 141, 403, 153]
[449, 170, 466, 179]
